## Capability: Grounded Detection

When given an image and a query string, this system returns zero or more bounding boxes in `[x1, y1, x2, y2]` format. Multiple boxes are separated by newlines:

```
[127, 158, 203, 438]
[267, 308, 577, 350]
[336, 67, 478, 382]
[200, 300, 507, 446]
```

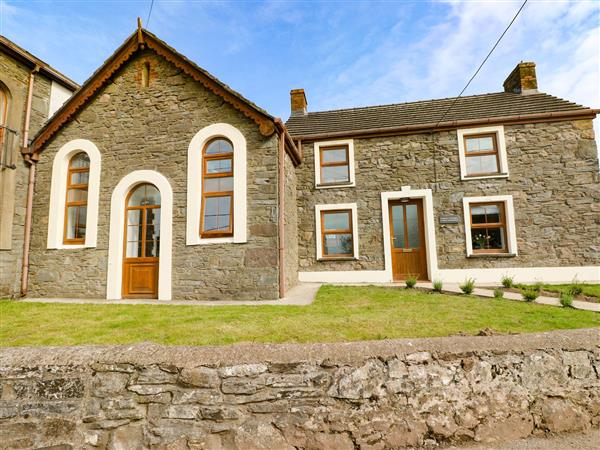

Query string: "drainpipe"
[277, 124, 286, 299]
[20, 66, 39, 297]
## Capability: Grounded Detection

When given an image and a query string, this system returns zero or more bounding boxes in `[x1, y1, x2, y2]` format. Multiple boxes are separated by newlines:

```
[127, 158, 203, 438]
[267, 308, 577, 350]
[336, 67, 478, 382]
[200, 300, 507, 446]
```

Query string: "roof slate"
[285, 92, 593, 137]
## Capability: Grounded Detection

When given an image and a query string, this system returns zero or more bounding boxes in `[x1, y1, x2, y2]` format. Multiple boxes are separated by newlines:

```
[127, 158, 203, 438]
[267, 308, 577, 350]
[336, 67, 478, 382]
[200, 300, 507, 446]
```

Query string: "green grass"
[515, 283, 600, 299]
[1, 285, 598, 347]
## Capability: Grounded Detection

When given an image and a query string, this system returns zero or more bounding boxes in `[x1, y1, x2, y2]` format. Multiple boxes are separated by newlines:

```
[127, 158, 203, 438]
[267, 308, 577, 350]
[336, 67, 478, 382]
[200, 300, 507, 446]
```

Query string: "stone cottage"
[0, 35, 78, 298]
[2, 26, 599, 301]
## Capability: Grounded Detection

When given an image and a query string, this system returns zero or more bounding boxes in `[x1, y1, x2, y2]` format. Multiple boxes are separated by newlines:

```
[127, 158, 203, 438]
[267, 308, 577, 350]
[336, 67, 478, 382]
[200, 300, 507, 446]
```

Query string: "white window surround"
[381, 187, 438, 281]
[457, 125, 509, 180]
[107, 170, 173, 301]
[186, 123, 247, 245]
[462, 194, 518, 257]
[47, 139, 101, 249]
[314, 139, 356, 189]
[315, 203, 359, 260]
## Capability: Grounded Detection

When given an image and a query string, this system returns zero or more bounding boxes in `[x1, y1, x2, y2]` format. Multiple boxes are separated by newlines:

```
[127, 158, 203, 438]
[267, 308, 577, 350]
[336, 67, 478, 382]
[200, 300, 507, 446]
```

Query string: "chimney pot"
[503, 62, 538, 95]
[290, 89, 307, 116]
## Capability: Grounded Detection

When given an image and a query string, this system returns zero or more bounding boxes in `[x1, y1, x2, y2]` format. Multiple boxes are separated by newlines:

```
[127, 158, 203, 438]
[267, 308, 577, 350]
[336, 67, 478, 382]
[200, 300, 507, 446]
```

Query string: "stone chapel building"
[1, 27, 598, 300]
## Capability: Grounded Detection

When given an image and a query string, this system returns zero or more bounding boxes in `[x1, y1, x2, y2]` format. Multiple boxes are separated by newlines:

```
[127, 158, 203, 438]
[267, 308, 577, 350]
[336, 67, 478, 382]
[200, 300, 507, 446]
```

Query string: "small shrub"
[560, 292, 574, 308]
[460, 278, 475, 294]
[568, 278, 583, 296]
[493, 289, 504, 299]
[405, 276, 417, 289]
[500, 275, 514, 289]
[521, 289, 539, 302]
[531, 282, 543, 293]
[432, 279, 443, 292]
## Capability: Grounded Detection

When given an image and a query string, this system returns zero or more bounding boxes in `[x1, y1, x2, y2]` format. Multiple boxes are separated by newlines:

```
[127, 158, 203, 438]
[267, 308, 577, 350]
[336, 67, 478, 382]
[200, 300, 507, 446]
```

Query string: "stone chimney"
[290, 89, 307, 116]
[503, 62, 538, 95]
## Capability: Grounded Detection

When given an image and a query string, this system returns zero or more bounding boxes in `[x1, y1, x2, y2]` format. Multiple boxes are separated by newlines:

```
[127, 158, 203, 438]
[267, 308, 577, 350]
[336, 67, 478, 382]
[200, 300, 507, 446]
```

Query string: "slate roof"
[285, 92, 594, 138]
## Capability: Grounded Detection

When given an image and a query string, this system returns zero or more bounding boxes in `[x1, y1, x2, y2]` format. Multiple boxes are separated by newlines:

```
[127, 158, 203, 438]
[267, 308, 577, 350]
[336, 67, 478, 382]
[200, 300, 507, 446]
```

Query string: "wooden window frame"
[463, 133, 501, 177]
[200, 138, 234, 238]
[124, 183, 161, 260]
[62, 152, 89, 245]
[320, 209, 354, 259]
[319, 145, 350, 186]
[469, 201, 508, 254]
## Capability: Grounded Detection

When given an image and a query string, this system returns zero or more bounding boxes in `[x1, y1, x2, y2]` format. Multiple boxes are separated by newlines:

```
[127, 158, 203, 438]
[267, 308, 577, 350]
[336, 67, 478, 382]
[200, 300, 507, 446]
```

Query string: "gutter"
[20, 66, 39, 297]
[290, 109, 600, 141]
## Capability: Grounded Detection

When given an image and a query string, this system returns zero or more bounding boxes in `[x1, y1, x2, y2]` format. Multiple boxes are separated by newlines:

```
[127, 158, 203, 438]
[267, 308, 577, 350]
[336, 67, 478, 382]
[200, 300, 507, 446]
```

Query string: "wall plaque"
[439, 214, 460, 225]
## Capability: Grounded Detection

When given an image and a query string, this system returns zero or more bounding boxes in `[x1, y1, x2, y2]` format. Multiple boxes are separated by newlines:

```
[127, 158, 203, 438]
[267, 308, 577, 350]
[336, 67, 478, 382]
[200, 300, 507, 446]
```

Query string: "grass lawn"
[1, 285, 598, 347]
[514, 283, 600, 300]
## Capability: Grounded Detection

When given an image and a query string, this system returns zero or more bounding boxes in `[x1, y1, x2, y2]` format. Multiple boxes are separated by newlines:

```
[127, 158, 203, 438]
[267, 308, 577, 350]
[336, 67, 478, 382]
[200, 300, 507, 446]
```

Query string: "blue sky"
[1, 0, 598, 127]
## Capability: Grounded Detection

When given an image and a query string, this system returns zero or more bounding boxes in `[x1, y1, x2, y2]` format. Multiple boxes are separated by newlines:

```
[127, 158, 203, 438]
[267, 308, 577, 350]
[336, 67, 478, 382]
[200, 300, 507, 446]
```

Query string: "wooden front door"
[123, 183, 161, 299]
[389, 199, 428, 281]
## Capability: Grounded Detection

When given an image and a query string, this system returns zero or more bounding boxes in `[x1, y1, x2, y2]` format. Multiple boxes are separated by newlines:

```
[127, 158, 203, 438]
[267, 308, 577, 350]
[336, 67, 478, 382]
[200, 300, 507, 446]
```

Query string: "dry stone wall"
[1, 328, 599, 449]
[296, 119, 600, 272]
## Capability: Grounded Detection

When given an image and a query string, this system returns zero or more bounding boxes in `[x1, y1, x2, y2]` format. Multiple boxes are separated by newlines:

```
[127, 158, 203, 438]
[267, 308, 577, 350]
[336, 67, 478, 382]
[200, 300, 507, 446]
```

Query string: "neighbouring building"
[0, 36, 78, 297]
[1, 26, 598, 301]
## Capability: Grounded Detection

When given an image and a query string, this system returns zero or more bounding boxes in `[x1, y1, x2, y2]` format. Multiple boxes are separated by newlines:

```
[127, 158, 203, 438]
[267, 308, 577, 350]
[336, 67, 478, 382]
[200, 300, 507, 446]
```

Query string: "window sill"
[315, 182, 356, 190]
[317, 256, 359, 262]
[467, 253, 517, 258]
[461, 173, 509, 181]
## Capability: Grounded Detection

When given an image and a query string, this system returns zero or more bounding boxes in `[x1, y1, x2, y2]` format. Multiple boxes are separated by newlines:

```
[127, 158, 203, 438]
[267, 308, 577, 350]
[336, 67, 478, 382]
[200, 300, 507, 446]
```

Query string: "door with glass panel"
[123, 183, 161, 299]
[388, 199, 428, 281]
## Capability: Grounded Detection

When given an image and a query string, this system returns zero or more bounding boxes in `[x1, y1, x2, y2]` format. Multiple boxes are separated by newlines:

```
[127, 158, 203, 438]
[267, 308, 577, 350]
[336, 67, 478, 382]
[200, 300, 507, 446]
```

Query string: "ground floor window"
[315, 203, 359, 260]
[462, 195, 517, 256]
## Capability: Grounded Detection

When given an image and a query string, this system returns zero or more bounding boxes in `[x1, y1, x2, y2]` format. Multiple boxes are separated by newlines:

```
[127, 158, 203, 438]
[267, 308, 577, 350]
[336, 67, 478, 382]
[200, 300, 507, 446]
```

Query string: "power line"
[146, 0, 155, 28]
[434, 0, 528, 128]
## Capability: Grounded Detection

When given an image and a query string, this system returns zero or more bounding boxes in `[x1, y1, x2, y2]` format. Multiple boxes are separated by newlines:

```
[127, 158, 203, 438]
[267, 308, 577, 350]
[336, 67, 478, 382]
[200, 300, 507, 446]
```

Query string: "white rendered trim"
[381, 187, 438, 281]
[186, 123, 247, 246]
[47, 139, 101, 249]
[457, 125, 509, 180]
[314, 139, 356, 189]
[462, 194, 518, 257]
[315, 203, 359, 260]
[107, 170, 173, 301]
[299, 266, 600, 284]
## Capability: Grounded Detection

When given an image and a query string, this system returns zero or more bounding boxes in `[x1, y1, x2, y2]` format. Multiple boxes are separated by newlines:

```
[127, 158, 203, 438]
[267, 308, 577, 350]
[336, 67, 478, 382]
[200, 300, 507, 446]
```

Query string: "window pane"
[206, 158, 232, 174]
[127, 209, 141, 226]
[466, 154, 498, 175]
[406, 204, 420, 248]
[203, 196, 231, 232]
[321, 165, 350, 184]
[70, 153, 90, 168]
[465, 136, 494, 153]
[66, 206, 86, 240]
[323, 211, 350, 231]
[471, 227, 505, 251]
[205, 138, 233, 155]
[126, 240, 143, 258]
[391, 205, 405, 248]
[76, 207, 87, 238]
[129, 184, 160, 206]
[321, 147, 347, 163]
[204, 177, 233, 192]
[70, 171, 89, 185]
[324, 233, 353, 256]
[145, 208, 161, 257]
[471, 204, 501, 225]
[144, 185, 161, 205]
[67, 188, 88, 202]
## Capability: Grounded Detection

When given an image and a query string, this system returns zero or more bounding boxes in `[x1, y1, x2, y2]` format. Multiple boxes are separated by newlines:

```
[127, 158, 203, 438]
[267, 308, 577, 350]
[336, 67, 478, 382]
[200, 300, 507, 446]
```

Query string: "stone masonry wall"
[0, 51, 52, 298]
[0, 328, 599, 449]
[284, 152, 299, 292]
[296, 120, 600, 273]
[27, 49, 281, 300]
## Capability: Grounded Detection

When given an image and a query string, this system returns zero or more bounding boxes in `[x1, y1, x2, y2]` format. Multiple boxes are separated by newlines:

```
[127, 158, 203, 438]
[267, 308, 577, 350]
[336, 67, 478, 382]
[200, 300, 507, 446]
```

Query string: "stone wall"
[283, 151, 299, 292]
[296, 120, 600, 273]
[0, 52, 53, 298]
[27, 49, 281, 300]
[1, 328, 598, 449]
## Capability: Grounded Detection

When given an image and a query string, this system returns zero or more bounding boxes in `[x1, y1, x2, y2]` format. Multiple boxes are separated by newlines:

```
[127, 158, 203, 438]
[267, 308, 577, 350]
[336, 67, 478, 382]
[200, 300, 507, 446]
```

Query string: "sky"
[1, 0, 598, 137]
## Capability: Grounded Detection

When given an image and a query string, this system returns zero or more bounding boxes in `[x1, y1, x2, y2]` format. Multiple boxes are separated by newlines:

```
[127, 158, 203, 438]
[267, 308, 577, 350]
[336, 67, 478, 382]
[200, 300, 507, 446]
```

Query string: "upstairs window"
[457, 126, 508, 180]
[63, 152, 90, 244]
[200, 138, 234, 237]
[314, 139, 356, 188]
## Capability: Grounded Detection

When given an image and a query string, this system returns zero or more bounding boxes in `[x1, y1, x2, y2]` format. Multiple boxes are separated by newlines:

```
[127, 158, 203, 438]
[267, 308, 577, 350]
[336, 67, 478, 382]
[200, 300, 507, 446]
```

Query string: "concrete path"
[448, 428, 600, 449]
[416, 282, 600, 312]
[18, 282, 321, 306]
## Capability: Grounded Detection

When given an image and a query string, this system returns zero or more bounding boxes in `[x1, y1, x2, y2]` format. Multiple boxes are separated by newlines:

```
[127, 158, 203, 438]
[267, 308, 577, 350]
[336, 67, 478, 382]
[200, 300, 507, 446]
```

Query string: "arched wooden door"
[122, 183, 161, 299]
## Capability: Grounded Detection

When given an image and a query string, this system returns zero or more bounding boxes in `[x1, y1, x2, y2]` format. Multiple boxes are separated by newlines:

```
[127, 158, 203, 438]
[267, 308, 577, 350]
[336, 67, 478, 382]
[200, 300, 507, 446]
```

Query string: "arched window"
[63, 152, 90, 244]
[200, 137, 234, 237]
[0, 85, 10, 168]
